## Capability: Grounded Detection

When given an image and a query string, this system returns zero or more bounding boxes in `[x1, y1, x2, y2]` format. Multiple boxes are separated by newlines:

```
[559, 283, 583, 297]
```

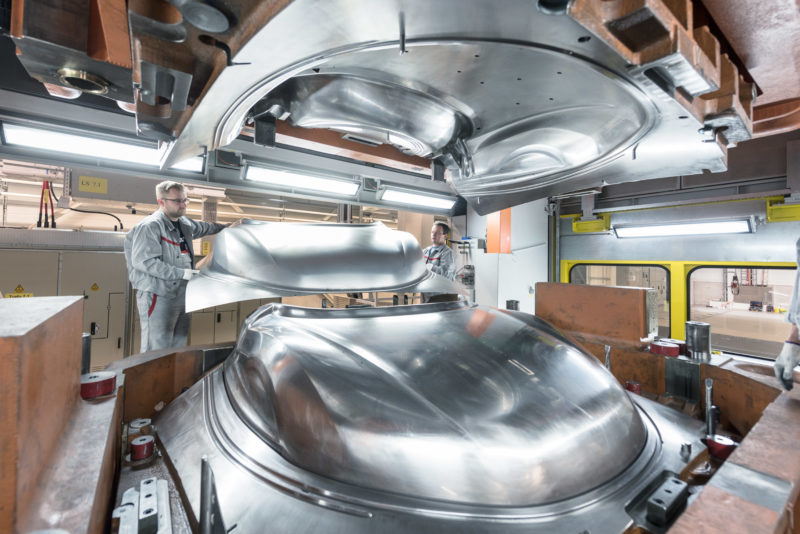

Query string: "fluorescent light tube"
[2, 123, 203, 172]
[614, 219, 752, 238]
[381, 188, 456, 210]
[245, 165, 359, 196]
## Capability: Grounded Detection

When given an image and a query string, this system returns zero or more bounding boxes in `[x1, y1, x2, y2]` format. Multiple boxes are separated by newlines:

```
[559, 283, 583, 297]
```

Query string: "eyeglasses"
[162, 197, 189, 204]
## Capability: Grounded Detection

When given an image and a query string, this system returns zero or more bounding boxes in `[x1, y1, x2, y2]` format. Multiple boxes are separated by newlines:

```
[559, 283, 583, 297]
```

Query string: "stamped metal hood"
[186, 220, 461, 311]
[153, 301, 708, 533]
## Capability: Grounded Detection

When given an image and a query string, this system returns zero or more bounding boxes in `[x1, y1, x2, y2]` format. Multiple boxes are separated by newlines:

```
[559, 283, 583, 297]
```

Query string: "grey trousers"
[136, 288, 190, 352]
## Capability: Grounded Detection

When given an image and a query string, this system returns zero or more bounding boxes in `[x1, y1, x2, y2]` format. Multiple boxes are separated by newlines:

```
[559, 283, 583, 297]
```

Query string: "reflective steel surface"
[156, 302, 706, 533]
[186, 220, 461, 311]
[264, 42, 654, 202]
[155, 0, 743, 214]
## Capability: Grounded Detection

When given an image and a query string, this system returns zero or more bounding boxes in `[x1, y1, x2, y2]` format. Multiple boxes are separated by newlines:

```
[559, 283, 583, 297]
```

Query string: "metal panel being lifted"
[185, 220, 462, 311]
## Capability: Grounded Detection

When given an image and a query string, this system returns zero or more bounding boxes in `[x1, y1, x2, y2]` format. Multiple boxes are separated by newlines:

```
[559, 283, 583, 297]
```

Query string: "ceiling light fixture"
[380, 187, 456, 210]
[613, 219, 753, 238]
[1, 123, 204, 172]
[244, 164, 360, 196]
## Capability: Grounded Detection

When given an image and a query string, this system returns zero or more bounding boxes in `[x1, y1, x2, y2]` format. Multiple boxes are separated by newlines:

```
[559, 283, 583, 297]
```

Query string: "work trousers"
[136, 287, 189, 352]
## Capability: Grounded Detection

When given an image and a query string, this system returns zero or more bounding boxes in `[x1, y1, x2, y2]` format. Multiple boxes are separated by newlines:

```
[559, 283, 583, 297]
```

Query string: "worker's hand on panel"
[182, 268, 201, 281]
[774, 342, 800, 390]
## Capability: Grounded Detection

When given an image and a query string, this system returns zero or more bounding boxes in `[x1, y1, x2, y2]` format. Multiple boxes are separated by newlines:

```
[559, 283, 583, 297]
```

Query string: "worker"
[124, 181, 227, 352]
[775, 239, 800, 389]
[421, 221, 457, 303]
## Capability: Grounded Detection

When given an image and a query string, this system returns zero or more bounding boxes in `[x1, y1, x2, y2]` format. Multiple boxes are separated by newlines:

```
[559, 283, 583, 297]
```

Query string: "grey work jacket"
[422, 244, 457, 281]
[124, 209, 226, 297]
[789, 237, 800, 328]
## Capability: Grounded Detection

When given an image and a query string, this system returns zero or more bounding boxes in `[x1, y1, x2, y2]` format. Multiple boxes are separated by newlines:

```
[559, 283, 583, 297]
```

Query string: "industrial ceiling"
[0, 0, 798, 226]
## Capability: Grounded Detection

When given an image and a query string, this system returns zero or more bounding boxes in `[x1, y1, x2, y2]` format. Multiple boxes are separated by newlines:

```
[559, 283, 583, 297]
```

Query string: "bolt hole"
[654, 499, 664, 505]
[198, 34, 216, 46]
[517, 77, 522, 81]
[578, 36, 591, 43]
[480, 81, 485, 84]
[679, 115, 689, 119]
[665, 489, 672, 494]
[516, 102, 520, 105]
[537, 0, 570, 14]
[144, 508, 154, 514]
[557, 71, 562, 75]
[457, 70, 462, 73]
[549, 97, 554, 101]
[474, 54, 480, 58]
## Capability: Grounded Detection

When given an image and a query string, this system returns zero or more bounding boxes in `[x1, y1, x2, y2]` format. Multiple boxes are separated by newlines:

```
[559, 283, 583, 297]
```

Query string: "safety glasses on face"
[162, 197, 189, 204]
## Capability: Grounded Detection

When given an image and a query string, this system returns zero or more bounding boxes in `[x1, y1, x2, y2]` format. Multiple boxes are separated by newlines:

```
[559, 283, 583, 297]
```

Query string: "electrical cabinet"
[0, 251, 59, 297]
[0, 249, 127, 371]
[60, 252, 127, 369]
[180, 298, 281, 351]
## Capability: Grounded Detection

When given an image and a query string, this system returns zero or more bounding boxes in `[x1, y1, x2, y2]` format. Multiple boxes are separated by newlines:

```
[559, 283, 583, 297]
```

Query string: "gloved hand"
[182, 269, 200, 281]
[774, 342, 800, 390]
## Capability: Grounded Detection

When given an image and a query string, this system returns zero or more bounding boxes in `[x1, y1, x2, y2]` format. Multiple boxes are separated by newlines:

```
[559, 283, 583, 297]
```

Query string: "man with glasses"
[124, 180, 227, 352]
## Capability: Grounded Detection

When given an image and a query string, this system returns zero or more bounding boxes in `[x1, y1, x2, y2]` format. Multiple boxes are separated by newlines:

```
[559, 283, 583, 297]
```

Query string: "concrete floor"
[691, 306, 791, 359]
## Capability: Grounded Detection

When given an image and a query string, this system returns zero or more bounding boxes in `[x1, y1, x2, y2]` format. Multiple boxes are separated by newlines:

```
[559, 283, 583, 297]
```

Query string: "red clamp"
[625, 380, 642, 394]
[80, 371, 116, 399]
[130, 435, 155, 460]
[650, 341, 680, 357]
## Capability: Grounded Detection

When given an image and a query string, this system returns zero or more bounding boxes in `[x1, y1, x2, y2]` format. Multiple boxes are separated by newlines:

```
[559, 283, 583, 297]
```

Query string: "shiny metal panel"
[223, 302, 645, 505]
[161, 0, 731, 215]
[186, 220, 461, 311]
[156, 301, 706, 532]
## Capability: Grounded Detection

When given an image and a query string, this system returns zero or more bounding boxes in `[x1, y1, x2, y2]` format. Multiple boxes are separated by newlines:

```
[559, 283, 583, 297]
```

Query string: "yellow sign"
[202, 241, 210, 255]
[90, 283, 100, 291]
[14, 284, 24, 293]
[6, 293, 33, 298]
[78, 176, 108, 194]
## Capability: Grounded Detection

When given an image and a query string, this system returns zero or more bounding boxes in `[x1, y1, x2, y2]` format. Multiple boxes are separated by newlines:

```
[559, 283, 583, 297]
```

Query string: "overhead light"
[380, 188, 456, 210]
[613, 219, 753, 238]
[244, 164, 359, 196]
[1, 123, 204, 173]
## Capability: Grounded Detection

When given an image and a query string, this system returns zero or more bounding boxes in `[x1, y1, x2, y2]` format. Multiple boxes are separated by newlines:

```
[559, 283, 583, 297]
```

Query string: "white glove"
[774, 342, 800, 390]
[182, 269, 200, 281]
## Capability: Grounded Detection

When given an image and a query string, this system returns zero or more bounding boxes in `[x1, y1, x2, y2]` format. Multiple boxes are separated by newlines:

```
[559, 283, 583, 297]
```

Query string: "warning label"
[7, 285, 33, 297]
[91, 283, 100, 291]
[78, 176, 108, 194]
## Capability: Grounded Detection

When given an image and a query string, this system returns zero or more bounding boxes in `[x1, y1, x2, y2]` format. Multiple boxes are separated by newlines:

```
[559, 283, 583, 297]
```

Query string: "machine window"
[569, 264, 670, 337]
[688, 266, 795, 359]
